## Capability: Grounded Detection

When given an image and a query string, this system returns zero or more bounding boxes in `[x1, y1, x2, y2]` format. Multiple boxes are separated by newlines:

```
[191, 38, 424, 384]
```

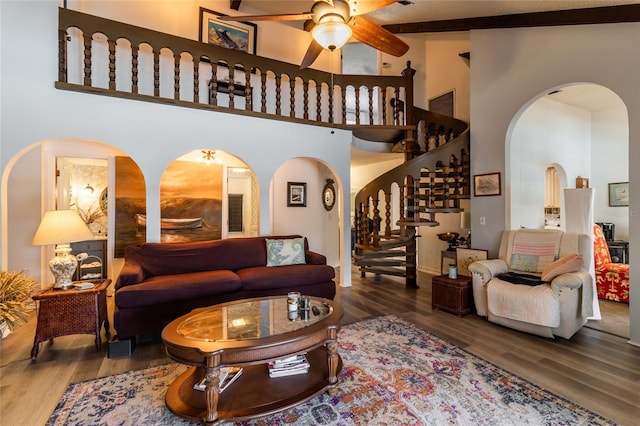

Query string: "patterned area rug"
[48, 316, 614, 425]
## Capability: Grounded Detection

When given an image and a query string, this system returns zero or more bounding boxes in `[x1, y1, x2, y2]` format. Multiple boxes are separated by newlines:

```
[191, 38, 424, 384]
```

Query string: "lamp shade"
[32, 210, 94, 246]
[312, 21, 352, 51]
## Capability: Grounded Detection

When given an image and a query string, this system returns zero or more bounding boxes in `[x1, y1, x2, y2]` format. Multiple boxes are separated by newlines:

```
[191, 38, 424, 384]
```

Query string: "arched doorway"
[507, 82, 629, 336]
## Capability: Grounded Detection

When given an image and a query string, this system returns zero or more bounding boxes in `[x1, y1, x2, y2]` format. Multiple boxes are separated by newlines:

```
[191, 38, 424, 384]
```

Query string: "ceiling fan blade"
[219, 13, 314, 22]
[300, 39, 325, 69]
[348, 16, 409, 57]
[348, 0, 398, 16]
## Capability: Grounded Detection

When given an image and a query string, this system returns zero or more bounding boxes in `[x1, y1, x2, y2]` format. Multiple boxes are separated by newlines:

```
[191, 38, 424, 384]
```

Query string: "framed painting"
[474, 172, 501, 197]
[456, 248, 488, 277]
[608, 182, 629, 207]
[199, 8, 257, 54]
[287, 182, 307, 207]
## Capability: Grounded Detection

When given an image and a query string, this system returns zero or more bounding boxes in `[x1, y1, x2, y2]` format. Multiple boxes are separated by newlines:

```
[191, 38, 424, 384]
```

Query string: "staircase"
[353, 108, 470, 288]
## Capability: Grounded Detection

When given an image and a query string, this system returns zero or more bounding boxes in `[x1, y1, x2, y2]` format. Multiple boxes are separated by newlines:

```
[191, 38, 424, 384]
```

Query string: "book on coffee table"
[193, 367, 243, 392]
[268, 354, 310, 378]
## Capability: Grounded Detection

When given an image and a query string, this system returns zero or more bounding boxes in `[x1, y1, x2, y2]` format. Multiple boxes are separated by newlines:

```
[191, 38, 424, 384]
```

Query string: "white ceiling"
[239, 0, 639, 25]
[236, 1, 632, 163]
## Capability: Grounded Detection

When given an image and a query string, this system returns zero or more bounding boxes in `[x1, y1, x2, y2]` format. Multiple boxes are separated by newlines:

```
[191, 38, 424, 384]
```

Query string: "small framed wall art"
[473, 172, 501, 197]
[608, 182, 629, 207]
[287, 182, 307, 207]
[199, 8, 257, 54]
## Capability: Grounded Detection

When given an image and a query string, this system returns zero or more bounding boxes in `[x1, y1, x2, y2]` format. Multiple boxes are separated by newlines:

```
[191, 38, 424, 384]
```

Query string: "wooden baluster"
[381, 88, 387, 125]
[354, 206, 362, 256]
[316, 84, 322, 122]
[244, 68, 252, 111]
[210, 62, 218, 106]
[302, 81, 309, 120]
[296, 81, 306, 120]
[275, 74, 282, 116]
[372, 196, 380, 249]
[384, 192, 391, 237]
[341, 87, 346, 125]
[108, 39, 116, 91]
[393, 87, 401, 125]
[289, 78, 296, 118]
[260, 72, 267, 113]
[451, 155, 461, 208]
[83, 34, 92, 87]
[228, 67, 235, 109]
[328, 82, 334, 125]
[131, 45, 139, 94]
[398, 184, 406, 228]
[355, 86, 361, 125]
[173, 54, 180, 100]
[461, 149, 470, 197]
[153, 49, 160, 97]
[368, 86, 374, 125]
[58, 29, 68, 83]
[193, 58, 200, 103]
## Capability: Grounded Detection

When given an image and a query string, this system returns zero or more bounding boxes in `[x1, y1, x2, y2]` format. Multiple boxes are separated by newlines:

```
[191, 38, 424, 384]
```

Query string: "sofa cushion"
[509, 254, 540, 273]
[123, 235, 307, 277]
[541, 253, 584, 282]
[266, 238, 306, 266]
[237, 264, 335, 291]
[115, 270, 242, 308]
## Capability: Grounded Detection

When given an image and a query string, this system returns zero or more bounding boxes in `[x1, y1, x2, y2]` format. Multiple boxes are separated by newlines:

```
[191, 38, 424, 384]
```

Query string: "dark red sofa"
[113, 235, 336, 340]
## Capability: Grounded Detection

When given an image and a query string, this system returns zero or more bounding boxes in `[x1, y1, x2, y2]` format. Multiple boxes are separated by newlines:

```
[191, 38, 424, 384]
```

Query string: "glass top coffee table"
[161, 295, 343, 425]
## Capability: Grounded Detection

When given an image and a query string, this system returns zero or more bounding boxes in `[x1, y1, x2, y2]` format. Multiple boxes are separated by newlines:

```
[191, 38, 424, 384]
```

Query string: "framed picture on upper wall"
[473, 172, 501, 196]
[199, 8, 257, 54]
[608, 181, 629, 207]
[287, 182, 307, 207]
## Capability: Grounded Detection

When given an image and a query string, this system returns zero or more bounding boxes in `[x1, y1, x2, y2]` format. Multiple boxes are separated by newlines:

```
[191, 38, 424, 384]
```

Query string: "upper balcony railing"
[57, 8, 413, 131]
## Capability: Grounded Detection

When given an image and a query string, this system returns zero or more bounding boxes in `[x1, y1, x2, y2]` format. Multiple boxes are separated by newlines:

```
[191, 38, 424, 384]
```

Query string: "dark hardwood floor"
[1, 267, 638, 425]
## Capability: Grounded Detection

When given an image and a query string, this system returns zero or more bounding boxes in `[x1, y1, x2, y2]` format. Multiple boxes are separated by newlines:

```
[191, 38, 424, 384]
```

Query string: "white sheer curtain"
[564, 188, 601, 320]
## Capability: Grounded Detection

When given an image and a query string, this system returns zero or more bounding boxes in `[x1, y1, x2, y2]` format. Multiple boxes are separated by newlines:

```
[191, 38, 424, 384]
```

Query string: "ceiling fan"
[219, 0, 409, 69]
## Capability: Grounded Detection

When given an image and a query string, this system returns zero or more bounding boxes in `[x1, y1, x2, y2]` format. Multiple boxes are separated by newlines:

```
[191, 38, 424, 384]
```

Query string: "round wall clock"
[323, 179, 336, 211]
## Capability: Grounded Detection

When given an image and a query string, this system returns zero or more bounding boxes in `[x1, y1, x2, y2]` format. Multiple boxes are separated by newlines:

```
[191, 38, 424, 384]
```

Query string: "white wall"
[592, 105, 629, 240]
[425, 32, 470, 123]
[0, 1, 353, 287]
[510, 97, 591, 229]
[470, 23, 640, 344]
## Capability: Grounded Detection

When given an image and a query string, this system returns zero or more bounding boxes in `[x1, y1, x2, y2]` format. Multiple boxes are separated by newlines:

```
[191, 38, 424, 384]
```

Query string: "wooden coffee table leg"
[326, 326, 339, 395]
[203, 355, 221, 424]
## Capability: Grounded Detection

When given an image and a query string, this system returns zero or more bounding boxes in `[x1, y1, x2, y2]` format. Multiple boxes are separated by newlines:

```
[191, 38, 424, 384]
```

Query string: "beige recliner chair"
[468, 229, 593, 339]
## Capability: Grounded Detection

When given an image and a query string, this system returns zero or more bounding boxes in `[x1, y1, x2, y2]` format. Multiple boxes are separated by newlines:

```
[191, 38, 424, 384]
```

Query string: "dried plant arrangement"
[0, 270, 36, 336]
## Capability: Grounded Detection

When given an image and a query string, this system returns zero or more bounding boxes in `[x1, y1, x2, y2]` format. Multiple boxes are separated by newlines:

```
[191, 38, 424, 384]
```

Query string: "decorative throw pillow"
[541, 253, 584, 282]
[266, 238, 306, 267]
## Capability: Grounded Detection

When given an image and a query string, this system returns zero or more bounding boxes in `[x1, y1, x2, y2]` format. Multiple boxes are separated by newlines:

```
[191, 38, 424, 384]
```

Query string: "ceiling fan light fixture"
[312, 20, 352, 51]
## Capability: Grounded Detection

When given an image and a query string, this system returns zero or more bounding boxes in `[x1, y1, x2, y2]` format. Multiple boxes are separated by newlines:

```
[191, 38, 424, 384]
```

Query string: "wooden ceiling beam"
[383, 4, 640, 34]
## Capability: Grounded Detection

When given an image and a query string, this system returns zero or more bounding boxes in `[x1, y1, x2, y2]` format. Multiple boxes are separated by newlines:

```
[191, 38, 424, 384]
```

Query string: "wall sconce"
[84, 183, 94, 194]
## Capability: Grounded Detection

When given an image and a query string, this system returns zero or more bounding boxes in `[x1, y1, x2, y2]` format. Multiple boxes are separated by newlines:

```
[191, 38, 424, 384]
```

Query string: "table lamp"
[32, 210, 95, 289]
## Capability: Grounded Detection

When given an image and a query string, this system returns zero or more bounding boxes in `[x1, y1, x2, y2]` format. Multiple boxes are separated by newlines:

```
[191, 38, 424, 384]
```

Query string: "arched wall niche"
[270, 157, 343, 273]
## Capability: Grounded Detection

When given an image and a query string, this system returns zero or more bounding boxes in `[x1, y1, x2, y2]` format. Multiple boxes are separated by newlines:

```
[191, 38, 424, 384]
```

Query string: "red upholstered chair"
[593, 224, 629, 303]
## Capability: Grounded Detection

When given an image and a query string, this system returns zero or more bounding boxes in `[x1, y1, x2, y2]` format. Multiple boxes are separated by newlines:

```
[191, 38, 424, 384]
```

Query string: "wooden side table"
[431, 274, 473, 317]
[31, 279, 111, 360]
